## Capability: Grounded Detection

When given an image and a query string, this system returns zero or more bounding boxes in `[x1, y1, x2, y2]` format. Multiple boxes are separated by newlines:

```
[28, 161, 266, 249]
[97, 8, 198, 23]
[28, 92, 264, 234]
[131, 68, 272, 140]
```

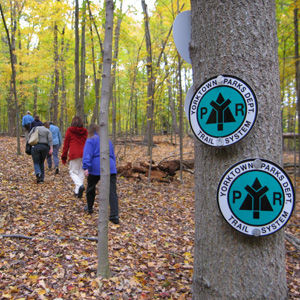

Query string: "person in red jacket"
[61, 116, 88, 198]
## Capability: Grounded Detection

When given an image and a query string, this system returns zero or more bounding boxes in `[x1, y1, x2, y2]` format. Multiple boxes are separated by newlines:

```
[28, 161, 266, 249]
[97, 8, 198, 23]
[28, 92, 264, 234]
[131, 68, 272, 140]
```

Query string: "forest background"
[0, 0, 299, 147]
[0, 0, 189, 146]
[1, 0, 300, 299]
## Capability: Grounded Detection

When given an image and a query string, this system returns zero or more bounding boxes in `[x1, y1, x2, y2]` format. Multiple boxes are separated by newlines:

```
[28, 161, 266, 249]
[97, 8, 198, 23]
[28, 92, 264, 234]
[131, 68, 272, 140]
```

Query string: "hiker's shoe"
[84, 206, 93, 214]
[77, 185, 85, 198]
[36, 173, 42, 183]
[109, 216, 120, 224]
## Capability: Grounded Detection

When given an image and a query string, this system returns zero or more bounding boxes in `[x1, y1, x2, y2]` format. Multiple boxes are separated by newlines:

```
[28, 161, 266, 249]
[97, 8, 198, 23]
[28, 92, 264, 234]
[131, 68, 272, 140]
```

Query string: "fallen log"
[117, 159, 194, 179]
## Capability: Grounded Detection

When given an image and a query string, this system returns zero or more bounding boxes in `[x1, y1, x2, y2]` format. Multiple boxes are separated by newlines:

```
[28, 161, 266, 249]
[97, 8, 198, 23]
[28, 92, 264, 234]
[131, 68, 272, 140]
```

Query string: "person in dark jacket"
[29, 122, 53, 183]
[82, 123, 119, 224]
[29, 115, 43, 131]
[61, 116, 88, 198]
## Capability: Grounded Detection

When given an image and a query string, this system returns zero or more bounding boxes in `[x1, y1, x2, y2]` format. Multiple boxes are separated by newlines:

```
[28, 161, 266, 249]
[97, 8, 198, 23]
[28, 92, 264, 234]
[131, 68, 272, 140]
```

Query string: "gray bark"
[79, 1, 86, 122]
[74, 0, 80, 116]
[111, 14, 122, 146]
[0, 2, 20, 152]
[87, 0, 103, 125]
[294, 7, 300, 173]
[190, 1, 287, 299]
[141, 0, 154, 150]
[97, 0, 114, 279]
[59, 27, 67, 134]
[53, 18, 59, 125]
[33, 77, 38, 116]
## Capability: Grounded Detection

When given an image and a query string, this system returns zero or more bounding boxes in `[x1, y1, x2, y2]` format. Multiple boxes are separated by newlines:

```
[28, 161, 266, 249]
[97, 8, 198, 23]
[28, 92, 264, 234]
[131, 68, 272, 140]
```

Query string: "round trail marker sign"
[173, 10, 191, 64]
[217, 158, 295, 237]
[189, 75, 258, 147]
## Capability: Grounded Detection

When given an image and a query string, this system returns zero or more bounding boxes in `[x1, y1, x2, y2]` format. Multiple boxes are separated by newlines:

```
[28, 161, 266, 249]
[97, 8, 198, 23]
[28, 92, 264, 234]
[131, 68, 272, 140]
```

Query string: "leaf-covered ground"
[0, 136, 299, 299]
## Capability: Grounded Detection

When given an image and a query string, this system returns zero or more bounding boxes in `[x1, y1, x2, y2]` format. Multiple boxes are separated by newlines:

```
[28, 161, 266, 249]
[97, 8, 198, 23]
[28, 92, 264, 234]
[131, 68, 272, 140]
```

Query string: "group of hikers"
[21, 111, 119, 224]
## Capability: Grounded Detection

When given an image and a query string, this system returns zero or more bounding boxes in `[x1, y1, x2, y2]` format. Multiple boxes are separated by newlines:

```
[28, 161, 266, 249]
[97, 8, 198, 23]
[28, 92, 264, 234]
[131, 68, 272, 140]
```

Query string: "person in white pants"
[61, 116, 88, 198]
[69, 158, 85, 196]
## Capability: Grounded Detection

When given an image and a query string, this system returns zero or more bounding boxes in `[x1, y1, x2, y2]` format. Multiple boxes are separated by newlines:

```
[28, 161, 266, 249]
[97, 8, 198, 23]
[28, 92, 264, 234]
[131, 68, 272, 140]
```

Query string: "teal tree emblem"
[189, 75, 257, 147]
[217, 159, 295, 236]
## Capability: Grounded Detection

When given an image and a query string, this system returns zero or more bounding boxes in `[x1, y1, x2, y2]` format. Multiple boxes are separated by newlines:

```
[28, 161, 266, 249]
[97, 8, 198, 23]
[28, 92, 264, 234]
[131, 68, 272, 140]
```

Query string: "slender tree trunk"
[0, 3, 20, 153]
[53, 19, 59, 125]
[134, 93, 138, 134]
[49, 73, 54, 121]
[190, 1, 287, 299]
[110, 1, 123, 144]
[74, 0, 80, 116]
[164, 55, 179, 135]
[97, 0, 114, 279]
[87, 0, 103, 125]
[141, 0, 154, 150]
[59, 27, 67, 132]
[176, 0, 184, 181]
[177, 55, 183, 181]
[294, 7, 300, 173]
[111, 15, 122, 146]
[91, 60, 102, 125]
[60, 68, 66, 132]
[79, 1, 86, 122]
[89, 23, 99, 124]
[18, 24, 24, 113]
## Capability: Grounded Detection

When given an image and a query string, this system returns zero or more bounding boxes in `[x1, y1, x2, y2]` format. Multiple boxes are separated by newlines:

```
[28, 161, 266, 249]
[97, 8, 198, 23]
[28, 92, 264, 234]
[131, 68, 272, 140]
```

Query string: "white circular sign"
[189, 75, 258, 147]
[217, 158, 295, 237]
[173, 10, 191, 64]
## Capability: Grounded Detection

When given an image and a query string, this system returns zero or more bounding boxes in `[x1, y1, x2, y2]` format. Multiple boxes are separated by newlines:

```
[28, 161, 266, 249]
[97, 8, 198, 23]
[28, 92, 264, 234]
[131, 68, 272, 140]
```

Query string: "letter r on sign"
[273, 192, 282, 205]
[235, 104, 244, 116]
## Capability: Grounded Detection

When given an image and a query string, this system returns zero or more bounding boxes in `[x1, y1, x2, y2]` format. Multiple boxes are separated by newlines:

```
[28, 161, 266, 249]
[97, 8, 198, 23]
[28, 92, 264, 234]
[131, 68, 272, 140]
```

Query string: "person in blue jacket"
[22, 111, 34, 142]
[47, 122, 62, 174]
[82, 123, 119, 224]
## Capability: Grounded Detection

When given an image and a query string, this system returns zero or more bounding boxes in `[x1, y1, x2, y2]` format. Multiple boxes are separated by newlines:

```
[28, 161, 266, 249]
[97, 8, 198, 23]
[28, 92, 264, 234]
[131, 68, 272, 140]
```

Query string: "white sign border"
[189, 75, 258, 147]
[217, 158, 295, 237]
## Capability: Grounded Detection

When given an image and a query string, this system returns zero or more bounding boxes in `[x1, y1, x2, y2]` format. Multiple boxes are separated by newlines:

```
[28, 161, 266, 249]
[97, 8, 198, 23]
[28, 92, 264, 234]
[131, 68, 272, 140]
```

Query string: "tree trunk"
[53, 19, 59, 125]
[294, 7, 300, 173]
[60, 27, 67, 133]
[33, 77, 38, 115]
[89, 23, 98, 124]
[74, 0, 80, 116]
[79, 1, 86, 122]
[60, 67, 66, 132]
[111, 13, 122, 146]
[164, 55, 179, 135]
[97, 0, 114, 279]
[190, 1, 287, 299]
[0, 2, 20, 153]
[87, 0, 103, 125]
[141, 0, 154, 150]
